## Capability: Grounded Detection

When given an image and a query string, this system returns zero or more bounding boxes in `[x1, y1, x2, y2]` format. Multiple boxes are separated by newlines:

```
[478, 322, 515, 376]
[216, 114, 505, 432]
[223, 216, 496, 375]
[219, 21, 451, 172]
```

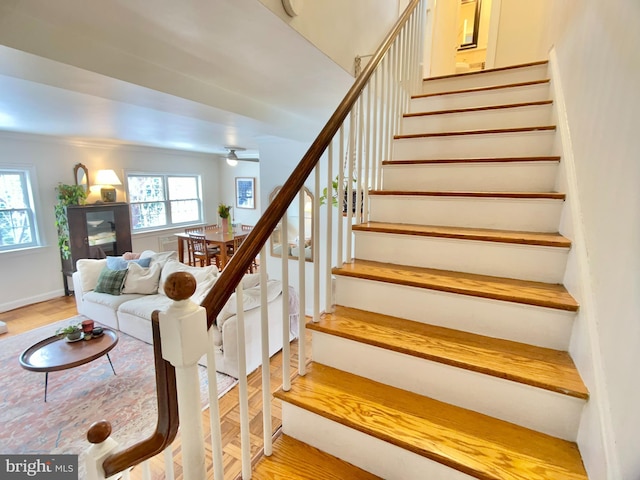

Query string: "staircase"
[254, 61, 589, 479]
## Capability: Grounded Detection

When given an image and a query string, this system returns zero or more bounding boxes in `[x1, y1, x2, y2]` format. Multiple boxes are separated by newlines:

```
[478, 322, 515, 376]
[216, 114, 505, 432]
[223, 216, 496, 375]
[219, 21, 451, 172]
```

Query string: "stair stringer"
[548, 49, 616, 479]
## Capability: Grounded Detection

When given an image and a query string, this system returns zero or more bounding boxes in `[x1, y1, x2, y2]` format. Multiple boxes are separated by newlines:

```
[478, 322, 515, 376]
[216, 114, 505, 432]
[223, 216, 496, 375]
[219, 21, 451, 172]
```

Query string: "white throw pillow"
[122, 263, 162, 295]
[76, 259, 108, 292]
[140, 250, 178, 269]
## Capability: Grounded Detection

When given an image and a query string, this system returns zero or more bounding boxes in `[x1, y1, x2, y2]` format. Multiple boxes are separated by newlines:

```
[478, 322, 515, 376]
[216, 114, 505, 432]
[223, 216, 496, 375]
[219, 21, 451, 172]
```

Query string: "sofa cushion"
[122, 263, 162, 295]
[83, 291, 145, 310]
[159, 260, 218, 303]
[94, 267, 128, 295]
[76, 258, 107, 292]
[106, 256, 151, 271]
[117, 294, 173, 321]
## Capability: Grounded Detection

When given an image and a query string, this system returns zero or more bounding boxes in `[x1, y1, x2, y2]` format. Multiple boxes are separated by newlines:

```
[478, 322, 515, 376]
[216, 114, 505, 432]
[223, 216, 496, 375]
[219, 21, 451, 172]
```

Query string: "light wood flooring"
[0, 296, 311, 479]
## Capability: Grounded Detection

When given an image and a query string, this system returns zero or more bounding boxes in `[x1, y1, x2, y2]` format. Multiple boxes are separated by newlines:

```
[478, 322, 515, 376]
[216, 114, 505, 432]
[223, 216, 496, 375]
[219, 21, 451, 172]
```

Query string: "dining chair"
[184, 227, 204, 265]
[188, 232, 220, 268]
[241, 224, 254, 231]
[224, 234, 259, 273]
[204, 224, 220, 231]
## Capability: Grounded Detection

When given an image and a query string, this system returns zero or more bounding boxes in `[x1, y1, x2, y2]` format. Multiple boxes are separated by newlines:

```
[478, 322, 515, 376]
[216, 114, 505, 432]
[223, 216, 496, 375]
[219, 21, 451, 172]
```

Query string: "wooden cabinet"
[59, 203, 132, 294]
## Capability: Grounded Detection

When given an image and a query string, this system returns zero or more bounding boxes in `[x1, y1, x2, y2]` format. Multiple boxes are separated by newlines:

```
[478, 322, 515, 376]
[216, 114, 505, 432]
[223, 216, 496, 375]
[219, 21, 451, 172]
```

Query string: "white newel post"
[159, 273, 209, 480]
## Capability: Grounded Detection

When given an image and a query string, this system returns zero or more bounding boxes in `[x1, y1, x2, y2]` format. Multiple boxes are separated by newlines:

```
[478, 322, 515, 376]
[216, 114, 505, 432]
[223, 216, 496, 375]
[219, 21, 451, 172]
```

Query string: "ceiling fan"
[223, 146, 259, 166]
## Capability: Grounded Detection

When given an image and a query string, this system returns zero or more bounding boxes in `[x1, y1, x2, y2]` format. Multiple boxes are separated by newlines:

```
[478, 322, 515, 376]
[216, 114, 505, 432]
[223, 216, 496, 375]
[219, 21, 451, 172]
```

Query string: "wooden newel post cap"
[87, 420, 112, 444]
[164, 272, 197, 301]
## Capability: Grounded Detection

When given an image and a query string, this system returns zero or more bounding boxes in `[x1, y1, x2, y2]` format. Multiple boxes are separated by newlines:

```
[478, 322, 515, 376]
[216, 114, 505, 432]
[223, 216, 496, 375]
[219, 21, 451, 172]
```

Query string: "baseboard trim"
[549, 48, 620, 480]
[0, 289, 67, 314]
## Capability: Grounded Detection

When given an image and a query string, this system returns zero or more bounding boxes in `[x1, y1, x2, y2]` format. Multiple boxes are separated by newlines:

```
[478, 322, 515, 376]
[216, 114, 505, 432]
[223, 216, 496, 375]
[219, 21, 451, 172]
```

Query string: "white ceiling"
[0, 0, 353, 159]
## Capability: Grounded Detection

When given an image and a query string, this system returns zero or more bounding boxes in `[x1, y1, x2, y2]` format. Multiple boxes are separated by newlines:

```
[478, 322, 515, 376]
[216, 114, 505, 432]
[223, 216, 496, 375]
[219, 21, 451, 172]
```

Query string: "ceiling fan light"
[226, 157, 238, 166]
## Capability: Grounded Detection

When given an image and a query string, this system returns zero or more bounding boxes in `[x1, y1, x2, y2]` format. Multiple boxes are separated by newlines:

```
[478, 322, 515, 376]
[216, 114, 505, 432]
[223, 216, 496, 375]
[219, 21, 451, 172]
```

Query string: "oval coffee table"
[19, 328, 119, 402]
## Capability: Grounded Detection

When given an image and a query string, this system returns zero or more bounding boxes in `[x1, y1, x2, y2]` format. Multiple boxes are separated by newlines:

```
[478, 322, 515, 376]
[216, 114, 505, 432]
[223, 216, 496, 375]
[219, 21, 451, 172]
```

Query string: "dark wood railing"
[95, 0, 421, 475]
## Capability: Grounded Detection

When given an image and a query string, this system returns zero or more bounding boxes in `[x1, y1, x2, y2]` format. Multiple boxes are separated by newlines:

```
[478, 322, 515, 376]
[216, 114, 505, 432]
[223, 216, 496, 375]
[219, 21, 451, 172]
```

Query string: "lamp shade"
[95, 169, 122, 202]
[95, 169, 122, 186]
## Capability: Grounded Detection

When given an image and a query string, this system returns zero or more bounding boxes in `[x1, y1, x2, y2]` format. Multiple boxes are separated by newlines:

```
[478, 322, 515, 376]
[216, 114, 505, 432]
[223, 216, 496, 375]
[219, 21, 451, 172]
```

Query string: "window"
[127, 173, 202, 231]
[0, 169, 39, 251]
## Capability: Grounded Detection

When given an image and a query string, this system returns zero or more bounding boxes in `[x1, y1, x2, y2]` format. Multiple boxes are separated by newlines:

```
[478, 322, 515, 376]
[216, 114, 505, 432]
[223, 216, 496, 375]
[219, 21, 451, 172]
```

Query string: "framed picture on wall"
[235, 177, 255, 209]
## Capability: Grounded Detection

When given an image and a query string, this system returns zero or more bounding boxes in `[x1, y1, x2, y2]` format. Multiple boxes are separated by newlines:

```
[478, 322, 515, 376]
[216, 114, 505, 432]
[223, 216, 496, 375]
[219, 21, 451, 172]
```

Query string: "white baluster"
[298, 188, 307, 372]
[260, 244, 273, 456]
[324, 139, 334, 314]
[163, 447, 175, 480]
[206, 328, 224, 480]
[235, 283, 252, 479]
[281, 214, 291, 391]
[313, 164, 321, 323]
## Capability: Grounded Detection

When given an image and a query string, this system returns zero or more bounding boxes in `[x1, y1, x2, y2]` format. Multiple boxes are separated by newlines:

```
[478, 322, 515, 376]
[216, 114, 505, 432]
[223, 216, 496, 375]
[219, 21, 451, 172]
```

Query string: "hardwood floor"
[0, 295, 311, 479]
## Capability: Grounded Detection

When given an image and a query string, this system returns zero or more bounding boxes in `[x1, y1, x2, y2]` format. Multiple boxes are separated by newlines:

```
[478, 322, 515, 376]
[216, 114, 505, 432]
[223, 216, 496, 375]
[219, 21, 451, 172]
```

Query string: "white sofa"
[72, 250, 298, 378]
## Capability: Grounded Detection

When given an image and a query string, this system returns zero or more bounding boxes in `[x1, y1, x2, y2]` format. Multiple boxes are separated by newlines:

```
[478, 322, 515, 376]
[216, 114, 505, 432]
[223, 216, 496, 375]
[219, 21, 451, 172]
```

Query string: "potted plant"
[55, 183, 87, 260]
[319, 175, 360, 215]
[56, 322, 83, 341]
[218, 203, 233, 233]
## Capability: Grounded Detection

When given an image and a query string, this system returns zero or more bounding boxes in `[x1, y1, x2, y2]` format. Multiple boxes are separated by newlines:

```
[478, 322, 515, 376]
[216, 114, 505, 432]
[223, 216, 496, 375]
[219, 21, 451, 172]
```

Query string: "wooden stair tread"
[310, 306, 587, 399]
[251, 434, 381, 480]
[368, 190, 566, 200]
[351, 222, 571, 247]
[332, 259, 579, 312]
[423, 60, 549, 82]
[394, 125, 556, 139]
[382, 156, 561, 165]
[275, 363, 588, 480]
[413, 79, 550, 99]
[404, 100, 552, 118]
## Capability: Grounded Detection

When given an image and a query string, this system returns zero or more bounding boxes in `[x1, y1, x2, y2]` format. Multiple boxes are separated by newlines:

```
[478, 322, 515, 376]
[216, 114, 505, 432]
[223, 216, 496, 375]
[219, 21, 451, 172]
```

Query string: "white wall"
[218, 160, 261, 228]
[490, 0, 554, 67]
[257, 0, 403, 74]
[547, 1, 640, 478]
[0, 131, 224, 312]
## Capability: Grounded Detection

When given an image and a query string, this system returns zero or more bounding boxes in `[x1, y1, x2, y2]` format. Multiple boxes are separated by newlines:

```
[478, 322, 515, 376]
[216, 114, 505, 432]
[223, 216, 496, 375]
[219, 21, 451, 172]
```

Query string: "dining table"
[175, 227, 249, 269]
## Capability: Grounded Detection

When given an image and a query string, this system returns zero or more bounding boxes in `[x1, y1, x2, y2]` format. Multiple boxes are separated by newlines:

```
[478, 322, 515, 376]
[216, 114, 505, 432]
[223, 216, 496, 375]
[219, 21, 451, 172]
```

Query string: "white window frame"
[126, 172, 203, 232]
[0, 166, 40, 252]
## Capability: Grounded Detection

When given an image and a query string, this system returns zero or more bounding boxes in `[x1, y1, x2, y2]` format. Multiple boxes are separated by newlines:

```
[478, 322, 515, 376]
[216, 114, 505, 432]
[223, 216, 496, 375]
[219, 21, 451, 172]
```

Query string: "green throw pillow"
[94, 267, 127, 295]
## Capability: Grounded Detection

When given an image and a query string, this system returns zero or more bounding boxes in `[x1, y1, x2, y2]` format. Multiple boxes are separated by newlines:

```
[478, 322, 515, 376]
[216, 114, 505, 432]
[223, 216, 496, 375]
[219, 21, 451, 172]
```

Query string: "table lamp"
[95, 169, 122, 203]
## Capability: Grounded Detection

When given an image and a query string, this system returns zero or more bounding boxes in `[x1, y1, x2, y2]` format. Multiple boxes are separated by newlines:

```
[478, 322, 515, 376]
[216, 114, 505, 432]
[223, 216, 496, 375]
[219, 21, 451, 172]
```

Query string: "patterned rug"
[0, 317, 237, 460]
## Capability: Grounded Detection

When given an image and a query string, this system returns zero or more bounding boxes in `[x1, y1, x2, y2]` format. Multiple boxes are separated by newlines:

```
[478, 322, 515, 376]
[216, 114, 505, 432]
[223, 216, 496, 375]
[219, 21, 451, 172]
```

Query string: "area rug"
[0, 317, 237, 459]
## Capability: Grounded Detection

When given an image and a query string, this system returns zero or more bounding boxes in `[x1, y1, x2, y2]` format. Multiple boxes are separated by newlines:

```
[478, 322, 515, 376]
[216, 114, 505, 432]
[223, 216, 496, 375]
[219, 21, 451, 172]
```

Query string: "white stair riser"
[369, 196, 563, 232]
[382, 161, 559, 192]
[354, 232, 568, 283]
[283, 404, 475, 480]
[411, 83, 550, 112]
[402, 104, 553, 134]
[392, 130, 555, 160]
[313, 333, 583, 441]
[334, 276, 574, 350]
[421, 64, 549, 94]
